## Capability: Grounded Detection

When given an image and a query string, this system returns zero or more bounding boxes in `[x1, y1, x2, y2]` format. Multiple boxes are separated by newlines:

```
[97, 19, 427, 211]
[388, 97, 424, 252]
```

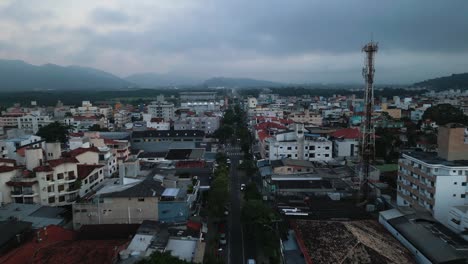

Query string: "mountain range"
[0, 59, 467, 91]
[0, 59, 132, 91]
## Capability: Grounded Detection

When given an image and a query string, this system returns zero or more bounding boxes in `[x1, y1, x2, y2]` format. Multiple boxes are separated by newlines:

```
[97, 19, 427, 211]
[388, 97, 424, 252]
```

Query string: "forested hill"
[413, 73, 468, 90]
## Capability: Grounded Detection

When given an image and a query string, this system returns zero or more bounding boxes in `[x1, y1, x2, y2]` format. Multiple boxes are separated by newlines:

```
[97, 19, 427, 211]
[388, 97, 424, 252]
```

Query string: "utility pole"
[359, 41, 378, 202]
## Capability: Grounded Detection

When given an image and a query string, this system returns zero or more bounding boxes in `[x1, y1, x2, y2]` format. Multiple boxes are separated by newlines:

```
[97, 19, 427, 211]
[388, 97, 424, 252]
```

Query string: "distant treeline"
[0, 88, 228, 107]
[238, 87, 427, 98]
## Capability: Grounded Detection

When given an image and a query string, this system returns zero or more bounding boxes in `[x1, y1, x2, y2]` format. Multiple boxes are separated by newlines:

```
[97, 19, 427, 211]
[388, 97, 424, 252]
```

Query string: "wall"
[72, 196, 159, 230]
[433, 175, 467, 224]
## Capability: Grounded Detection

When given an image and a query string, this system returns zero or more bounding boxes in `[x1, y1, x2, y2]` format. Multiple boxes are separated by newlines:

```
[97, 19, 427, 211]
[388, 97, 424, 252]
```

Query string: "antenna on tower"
[359, 41, 378, 203]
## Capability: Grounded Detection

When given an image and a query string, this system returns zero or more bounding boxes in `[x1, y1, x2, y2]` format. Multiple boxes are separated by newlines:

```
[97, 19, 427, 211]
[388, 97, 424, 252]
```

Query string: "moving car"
[240, 183, 246, 191]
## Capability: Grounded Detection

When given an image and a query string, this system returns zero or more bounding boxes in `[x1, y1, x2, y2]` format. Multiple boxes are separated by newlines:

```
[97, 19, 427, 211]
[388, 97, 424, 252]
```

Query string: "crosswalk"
[225, 145, 243, 157]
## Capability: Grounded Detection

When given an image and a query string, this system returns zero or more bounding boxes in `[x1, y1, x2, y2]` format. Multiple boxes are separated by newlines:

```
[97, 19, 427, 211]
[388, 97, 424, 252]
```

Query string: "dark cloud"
[1, 0, 468, 83]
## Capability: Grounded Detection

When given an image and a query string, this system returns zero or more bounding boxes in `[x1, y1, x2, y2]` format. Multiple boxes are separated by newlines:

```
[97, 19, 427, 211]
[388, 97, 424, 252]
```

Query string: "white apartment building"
[71, 101, 112, 118]
[265, 125, 333, 162]
[114, 110, 132, 129]
[17, 114, 53, 134]
[247, 97, 258, 108]
[397, 124, 468, 229]
[147, 101, 175, 121]
[180, 101, 222, 114]
[173, 116, 220, 134]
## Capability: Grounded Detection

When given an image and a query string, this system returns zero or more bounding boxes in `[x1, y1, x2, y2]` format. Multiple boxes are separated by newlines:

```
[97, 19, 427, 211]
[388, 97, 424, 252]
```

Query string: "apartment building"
[147, 101, 175, 121]
[17, 114, 53, 134]
[287, 109, 323, 126]
[71, 101, 112, 118]
[0, 113, 24, 128]
[264, 125, 333, 162]
[113, 110, 132, 129]
[180, 92, 216, 101]
[397, 124, 468, 227]
[180, 102, 222, 114]
[173, 116, 220, 134]
[331, 128, 360, 158]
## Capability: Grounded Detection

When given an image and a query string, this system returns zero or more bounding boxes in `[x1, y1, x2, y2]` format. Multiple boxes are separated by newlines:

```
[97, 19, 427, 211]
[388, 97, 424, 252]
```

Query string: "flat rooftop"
[403, 151, 468, 167]
[0, 203, 65, 228]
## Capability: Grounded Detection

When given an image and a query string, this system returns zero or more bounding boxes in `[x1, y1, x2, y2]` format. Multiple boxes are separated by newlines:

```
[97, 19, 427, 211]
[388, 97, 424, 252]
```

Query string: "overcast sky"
[0, 0, 467, 84]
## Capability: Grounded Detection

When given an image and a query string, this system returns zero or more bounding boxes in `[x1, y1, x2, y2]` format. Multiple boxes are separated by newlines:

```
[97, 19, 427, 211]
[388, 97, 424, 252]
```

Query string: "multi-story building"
[146, 117, 171, 130]
[17, 114, 53, 134]
[173, 116, 220, 134]
[331, 128, 360, 159]
[397, 123, 468, 228]
[264, 125, 333, 162]
[113, 110, 132, 129]
[4, 145, 80, 206]
[147, 101, 175, 121]
[180, 92, 216, 101]
[287, 109, 323, 126]
[0, 113, 24, 128]
[180, 102, 222, 114]
[247, 97, 257, 108]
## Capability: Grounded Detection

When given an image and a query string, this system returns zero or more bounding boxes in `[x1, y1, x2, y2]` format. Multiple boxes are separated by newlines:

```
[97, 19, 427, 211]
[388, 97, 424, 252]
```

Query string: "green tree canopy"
[36, 121, 70, 143]
[422, 104, 468, 125]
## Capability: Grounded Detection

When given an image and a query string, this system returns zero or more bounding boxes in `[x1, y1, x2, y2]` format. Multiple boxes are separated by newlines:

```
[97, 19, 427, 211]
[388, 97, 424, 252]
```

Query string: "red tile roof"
[331, 128, 361, 139]
[33, 165, 54, 172]
[257, 130, 272, 142]
[150, 117, 165, 122]
[0, 166, 18, 173]
[6, 180, 38, 187]
[0, 158, 16, 165]
[77, 164, 104, 180]
[0, 225, 76, 264]
[254, 121, 287, 131]
[66, 147, 100, 157]
[47, 157, 79, 167]
[32, 239, 128, 264]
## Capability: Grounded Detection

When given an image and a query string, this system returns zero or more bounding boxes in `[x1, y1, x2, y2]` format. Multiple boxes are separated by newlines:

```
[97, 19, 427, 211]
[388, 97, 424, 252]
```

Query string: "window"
[454, 182, 458, 185]
[57, 173, 64, 180]
[48, 197, 55, 203]
[138, 198, 145, 202]
[462, 194, 466, 198]
[287, 147, 292, 150]
[325, 154, 329, 157]
[325, 146, 330, 150]
[462, 182, 467, 186]
[453, 194, 456, 197]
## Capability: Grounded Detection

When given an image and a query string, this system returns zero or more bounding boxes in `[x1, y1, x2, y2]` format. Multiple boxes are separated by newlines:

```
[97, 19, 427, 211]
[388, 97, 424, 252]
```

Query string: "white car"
[240, 183, 246, 191]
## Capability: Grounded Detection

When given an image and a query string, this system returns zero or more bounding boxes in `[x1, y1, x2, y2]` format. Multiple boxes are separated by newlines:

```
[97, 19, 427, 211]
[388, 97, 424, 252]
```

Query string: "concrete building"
[72, 178, 184, 230]
[0, 113, 24, 128]
[17, 114, 53, 134]
[173, 116, 220, 134]
[180, 92, 216, 101]
[147, 101, 175, 121]
[265, 125, 333, 162]
[247, 97, 257, 108]
[379, 209, 468, 263]
[287, 110, 323, 126]
[180, 102, 222, 114]
[113, 110, 132, 129]
[331, 128, 360, 159]
[397, 124, 468, 227]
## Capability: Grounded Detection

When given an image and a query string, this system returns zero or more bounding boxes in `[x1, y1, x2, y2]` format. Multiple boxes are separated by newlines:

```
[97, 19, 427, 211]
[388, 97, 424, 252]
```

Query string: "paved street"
[227, 152, 244, 264]
[225, 144, 243, 157]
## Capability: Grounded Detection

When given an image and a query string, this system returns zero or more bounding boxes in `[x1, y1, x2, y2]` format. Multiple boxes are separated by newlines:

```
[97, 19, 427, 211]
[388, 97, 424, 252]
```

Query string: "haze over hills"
[0, 59, 132, 91]
[125, 72, 201, 87]
[0, 58, 466, 91]
[413, 73, 468, 91]
[203, 77, 282, 88]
